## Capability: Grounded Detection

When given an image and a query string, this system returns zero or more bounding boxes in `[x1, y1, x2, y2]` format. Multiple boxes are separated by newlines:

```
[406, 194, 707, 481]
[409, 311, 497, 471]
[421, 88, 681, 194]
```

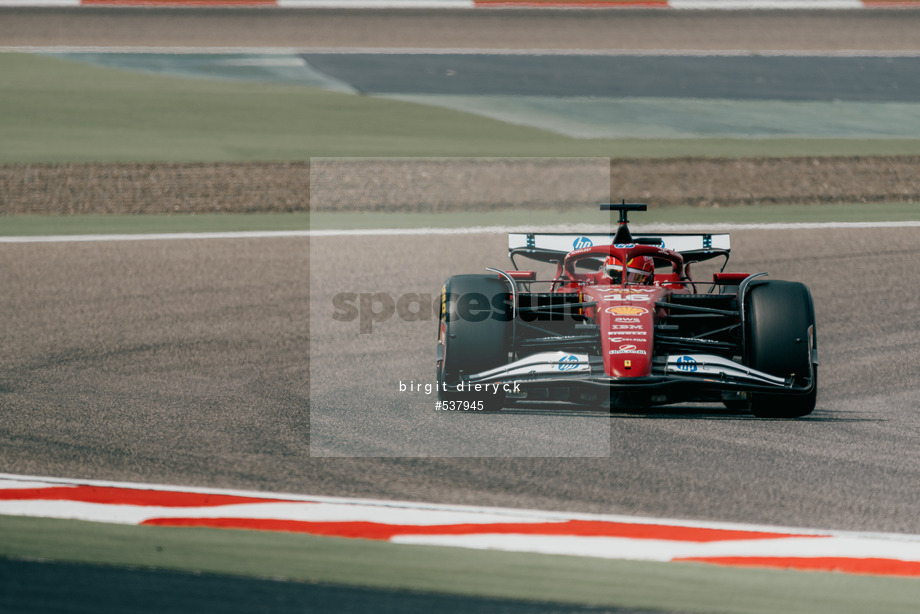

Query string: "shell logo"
[605, 306, 649, 316]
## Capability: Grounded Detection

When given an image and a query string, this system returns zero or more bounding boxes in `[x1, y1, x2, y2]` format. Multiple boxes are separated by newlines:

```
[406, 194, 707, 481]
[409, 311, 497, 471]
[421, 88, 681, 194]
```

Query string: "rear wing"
[508, 232, 730, 266]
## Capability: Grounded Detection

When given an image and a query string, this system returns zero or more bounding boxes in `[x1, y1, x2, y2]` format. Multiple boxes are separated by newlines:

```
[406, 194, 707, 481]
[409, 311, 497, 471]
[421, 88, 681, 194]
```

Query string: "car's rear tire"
[437, 275, 510, 412]
[745, 280, 817, 418]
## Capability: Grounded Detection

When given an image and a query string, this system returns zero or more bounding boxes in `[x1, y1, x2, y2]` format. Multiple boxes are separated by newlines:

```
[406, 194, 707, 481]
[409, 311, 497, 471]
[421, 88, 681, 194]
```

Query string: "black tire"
[437, 275, 511, 412]
[745, 280, 818, 418]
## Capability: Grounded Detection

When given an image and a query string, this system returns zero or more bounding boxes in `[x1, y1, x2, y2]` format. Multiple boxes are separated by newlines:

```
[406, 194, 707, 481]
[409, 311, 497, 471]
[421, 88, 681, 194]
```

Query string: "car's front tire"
[437, 275, 511, 412]
[745, 280, 818, 418]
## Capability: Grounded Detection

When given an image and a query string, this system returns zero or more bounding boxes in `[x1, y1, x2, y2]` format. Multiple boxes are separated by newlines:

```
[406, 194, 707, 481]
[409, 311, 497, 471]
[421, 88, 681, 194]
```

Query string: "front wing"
[458, 350, 816, 397]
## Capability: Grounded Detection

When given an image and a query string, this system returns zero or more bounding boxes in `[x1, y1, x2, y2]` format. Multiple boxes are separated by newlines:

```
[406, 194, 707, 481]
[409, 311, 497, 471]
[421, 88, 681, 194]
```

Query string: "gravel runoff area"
[4, 8, 920, 51]
[3, 156, 920, 216]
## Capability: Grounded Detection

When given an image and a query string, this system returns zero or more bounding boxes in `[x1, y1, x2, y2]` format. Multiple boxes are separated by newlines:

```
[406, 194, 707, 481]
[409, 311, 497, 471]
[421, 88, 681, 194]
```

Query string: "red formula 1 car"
[436, 203, 817, 418]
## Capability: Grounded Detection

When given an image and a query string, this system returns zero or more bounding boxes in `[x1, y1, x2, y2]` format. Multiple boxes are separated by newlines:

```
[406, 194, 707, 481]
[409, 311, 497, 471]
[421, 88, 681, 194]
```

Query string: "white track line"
[5, 47, 920, 57]
[0, 231, 312, 243]
[0, 0, 897, 8]
[2, 220, 920, 243]
[0, 0, 80, 5]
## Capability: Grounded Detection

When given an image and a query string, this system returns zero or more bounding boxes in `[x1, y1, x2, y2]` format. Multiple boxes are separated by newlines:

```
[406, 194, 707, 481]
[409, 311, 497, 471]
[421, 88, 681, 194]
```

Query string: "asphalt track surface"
[3, 8, 920, 611]
[302, 53, 920, 101]
[4, 7, 920, 51]
[3, 227, 920, 536]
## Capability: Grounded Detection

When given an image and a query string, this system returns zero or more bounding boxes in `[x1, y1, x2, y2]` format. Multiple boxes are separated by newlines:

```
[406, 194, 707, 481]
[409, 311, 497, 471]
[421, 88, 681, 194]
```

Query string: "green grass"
[2, 203, 918, 237]
[4, 53, 920, 163]
[3, 515, 920, 614]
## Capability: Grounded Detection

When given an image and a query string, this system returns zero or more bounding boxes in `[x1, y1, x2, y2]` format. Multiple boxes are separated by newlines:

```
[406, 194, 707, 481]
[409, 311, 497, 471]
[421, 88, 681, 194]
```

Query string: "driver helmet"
[603, 255, 654, 285]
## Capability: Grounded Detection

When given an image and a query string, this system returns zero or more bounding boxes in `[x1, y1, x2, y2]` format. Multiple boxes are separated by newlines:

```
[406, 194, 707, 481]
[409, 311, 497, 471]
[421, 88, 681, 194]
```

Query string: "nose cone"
[584, 286, 665, 378]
